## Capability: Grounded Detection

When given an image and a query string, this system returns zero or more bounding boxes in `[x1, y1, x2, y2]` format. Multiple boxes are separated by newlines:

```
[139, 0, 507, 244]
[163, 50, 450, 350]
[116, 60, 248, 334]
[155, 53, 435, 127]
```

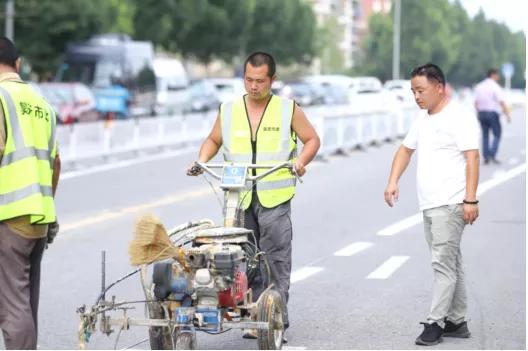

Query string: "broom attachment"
[128, 214, 187, 267]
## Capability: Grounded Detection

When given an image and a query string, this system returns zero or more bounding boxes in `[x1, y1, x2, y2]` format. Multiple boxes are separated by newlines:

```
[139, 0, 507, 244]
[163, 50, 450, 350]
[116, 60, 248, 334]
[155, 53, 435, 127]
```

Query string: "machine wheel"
[173, 329, 197, 350]
[256, 289, 284, 350]
[147, 302, 172, 350]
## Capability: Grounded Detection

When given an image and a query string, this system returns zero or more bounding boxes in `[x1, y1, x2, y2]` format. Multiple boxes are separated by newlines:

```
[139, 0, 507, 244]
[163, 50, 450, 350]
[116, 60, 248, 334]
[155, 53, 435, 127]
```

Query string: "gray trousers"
[423, 204, 467, 325]
[244, 195, 292, 328]
[0, 223, 46, 350]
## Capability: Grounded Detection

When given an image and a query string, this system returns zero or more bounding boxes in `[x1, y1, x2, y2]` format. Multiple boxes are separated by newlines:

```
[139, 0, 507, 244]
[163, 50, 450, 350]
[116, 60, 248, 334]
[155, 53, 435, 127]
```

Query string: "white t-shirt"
[402, 101, 480, 211]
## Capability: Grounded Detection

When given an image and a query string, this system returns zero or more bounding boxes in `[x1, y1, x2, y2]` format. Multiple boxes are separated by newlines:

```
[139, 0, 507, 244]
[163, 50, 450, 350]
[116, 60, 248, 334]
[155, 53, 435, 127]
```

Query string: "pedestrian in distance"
[187, 51, 320, 342]
[384, 63, 480, 346]
[0, 37, 61, 350]
[474, 68, 512, 164]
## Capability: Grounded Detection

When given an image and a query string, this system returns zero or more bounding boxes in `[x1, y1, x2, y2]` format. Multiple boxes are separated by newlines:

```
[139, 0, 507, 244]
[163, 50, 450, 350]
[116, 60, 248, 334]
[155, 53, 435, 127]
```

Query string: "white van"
[153, 57, 190, 115]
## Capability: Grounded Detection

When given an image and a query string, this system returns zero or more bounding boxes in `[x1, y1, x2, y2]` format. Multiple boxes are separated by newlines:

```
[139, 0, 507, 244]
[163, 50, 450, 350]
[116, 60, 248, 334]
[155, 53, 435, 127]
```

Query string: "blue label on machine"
[221, 165, 247, 188]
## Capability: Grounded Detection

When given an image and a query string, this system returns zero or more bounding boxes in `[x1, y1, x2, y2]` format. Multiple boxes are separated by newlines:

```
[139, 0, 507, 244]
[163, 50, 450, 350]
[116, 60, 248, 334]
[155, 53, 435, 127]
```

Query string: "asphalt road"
[0, 107, 525, 350]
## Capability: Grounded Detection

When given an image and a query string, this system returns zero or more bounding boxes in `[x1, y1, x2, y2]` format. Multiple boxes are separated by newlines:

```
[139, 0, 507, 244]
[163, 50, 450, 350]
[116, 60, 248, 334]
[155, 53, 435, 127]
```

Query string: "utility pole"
[392, 0, 401, 80]
[5, 0, 15, 41]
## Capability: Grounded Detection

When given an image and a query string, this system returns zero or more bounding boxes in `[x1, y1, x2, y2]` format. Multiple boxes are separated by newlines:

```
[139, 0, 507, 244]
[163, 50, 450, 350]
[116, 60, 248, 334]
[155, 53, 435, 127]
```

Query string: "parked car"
[278, 81, 324, 106]
[384, 79, 414, 103]
[319, 83, 350, 105]
[188, 80, 221, 112]
[153, 57, 190, 115]
[206, 78, 245, 103]
[56, 33, 157, 118]
[37, 82, 100, 124]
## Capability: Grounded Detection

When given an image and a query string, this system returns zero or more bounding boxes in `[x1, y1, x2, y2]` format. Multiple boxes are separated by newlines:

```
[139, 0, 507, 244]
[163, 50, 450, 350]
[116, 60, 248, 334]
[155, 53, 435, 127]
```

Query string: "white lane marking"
[479, 164, 526, 194]
[521, 149, 526, 156]
[367, 256, 409, 279]
[61, 147, 197, 180]
[377, 164, 526, 236]
[509, 157, 520, 165]
[283, 347, 307, 350]
[377, 213, 423, 236]
[59, 187, 210, 234]
[290, 267, 324, 284]
[334, 242, 373, 256]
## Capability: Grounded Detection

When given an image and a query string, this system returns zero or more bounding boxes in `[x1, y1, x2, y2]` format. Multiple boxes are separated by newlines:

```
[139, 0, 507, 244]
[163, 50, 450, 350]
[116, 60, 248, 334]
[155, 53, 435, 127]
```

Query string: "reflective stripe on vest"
[220, 95, 296, 208]
[0, 82, 56, 224]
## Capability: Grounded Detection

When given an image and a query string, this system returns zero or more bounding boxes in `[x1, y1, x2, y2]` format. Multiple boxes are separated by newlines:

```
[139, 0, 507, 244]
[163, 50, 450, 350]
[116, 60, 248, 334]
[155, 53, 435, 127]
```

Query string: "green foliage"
[131, 0, 316, 65]
[0, 0, 133, 77]
[0, 0, 316, 77]
[245, 0, 316, 66]
[357, 13, 393, 81]
[316, 17, 345, 74]
[358, 0, 526, 88]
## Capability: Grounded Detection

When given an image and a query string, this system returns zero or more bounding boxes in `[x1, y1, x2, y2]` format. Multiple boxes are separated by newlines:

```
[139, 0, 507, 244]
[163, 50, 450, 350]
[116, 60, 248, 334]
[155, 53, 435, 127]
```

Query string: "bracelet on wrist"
[463, 199, 479, 205]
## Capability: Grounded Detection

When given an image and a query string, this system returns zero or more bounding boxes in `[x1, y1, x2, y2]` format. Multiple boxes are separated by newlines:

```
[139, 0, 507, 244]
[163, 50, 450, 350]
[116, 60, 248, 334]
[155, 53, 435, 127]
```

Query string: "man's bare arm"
[291, 104, 320, 175]
[384, 145, 414, 207]
[463, 149, 480, 224]
[198, 115, 223, 163]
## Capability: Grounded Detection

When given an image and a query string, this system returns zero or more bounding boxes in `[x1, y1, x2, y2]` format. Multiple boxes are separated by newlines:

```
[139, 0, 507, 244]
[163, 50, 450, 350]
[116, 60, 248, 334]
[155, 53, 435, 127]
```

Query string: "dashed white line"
[290, 267, 324, 283]
[377, 214, 423, 236]
[367, 256, 410, 279]
[479, 163, 526, 194]
[377, 164, 526, 236]
[334, 242, 373, 256]
[509, 157, 520, 165]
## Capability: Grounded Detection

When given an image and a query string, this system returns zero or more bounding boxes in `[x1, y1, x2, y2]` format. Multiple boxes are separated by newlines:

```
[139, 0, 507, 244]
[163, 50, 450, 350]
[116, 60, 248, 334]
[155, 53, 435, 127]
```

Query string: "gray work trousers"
[0, 223, 46, 350]
[244, 195, 292, 328]
[423, 204, 467, 325]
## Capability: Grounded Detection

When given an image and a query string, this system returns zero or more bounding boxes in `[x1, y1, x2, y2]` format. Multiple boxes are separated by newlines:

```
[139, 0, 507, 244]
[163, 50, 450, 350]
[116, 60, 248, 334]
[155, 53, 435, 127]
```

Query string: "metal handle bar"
[195, 161, 293, 182]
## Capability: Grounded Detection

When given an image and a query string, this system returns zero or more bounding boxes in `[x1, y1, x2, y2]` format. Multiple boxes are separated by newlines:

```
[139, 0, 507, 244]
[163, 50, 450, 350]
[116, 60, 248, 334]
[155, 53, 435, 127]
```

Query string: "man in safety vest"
[0, 37, 61, 350]
[188, 52, 320, 340]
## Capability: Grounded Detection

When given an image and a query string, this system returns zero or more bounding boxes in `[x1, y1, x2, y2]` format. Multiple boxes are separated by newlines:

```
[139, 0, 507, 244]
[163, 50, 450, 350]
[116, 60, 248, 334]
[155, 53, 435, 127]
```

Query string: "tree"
[357, 0, 526, 88]
[357, 13, 393, 80]
[315, 17, 345, 73]
[177, 0, 251, 64]
[131, 0, 208, 52]
[0, 0, 133, 78]
[245, 0, 316, 66]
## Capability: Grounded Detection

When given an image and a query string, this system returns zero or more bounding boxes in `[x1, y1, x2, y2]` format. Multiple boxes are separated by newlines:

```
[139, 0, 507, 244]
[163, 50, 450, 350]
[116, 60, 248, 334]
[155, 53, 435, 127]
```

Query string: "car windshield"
[41, 86, 74, 104]
[213, 83, 234, 94]
[290, 84, 311, 95]
[58, 62, 95, 86]
[58, 59, 123, 88]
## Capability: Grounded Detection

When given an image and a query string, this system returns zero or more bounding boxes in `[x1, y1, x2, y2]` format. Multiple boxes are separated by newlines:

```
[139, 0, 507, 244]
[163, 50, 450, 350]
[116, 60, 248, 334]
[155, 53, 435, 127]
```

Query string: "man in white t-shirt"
[384, 63, 480, 346]
[474, 68, 511, 164]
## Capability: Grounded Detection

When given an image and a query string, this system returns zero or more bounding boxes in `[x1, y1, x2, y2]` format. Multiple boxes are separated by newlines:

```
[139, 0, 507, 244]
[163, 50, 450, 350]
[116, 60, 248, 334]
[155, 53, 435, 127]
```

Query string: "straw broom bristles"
[128, 214, 186, 266]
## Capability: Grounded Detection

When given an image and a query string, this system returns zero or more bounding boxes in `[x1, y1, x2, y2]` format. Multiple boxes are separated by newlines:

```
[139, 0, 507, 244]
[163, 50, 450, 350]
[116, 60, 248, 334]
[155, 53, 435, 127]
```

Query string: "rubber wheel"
[173, 329, 197, 350]
[256, 289, 284, 350]
[148, 302, 172, 350]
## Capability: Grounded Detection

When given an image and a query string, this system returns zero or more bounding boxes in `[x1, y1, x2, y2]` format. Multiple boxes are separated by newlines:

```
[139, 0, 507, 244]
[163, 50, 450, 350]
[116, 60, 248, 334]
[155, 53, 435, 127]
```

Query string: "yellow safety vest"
[220, 95, 297, 209]
[0, 80, 57, 224]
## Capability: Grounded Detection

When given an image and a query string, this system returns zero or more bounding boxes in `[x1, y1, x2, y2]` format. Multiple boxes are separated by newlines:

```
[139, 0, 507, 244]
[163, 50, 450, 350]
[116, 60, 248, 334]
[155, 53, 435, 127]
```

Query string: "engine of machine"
[152, 243, 248, 308]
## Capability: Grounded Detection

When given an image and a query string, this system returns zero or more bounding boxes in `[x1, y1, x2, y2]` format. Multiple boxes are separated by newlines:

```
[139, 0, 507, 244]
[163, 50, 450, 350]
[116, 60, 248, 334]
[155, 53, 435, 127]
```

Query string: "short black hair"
[411, 63, 446, 86]
[244, 51, 276, 78]
[0, 37, 18, 68]
[487, 68, 499, 77]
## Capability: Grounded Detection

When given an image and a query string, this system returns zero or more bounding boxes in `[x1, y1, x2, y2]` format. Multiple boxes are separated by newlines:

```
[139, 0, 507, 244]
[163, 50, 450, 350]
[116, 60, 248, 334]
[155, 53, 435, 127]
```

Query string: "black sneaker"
[415, 322, 443, 346]
[443, 320, 471, 338]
